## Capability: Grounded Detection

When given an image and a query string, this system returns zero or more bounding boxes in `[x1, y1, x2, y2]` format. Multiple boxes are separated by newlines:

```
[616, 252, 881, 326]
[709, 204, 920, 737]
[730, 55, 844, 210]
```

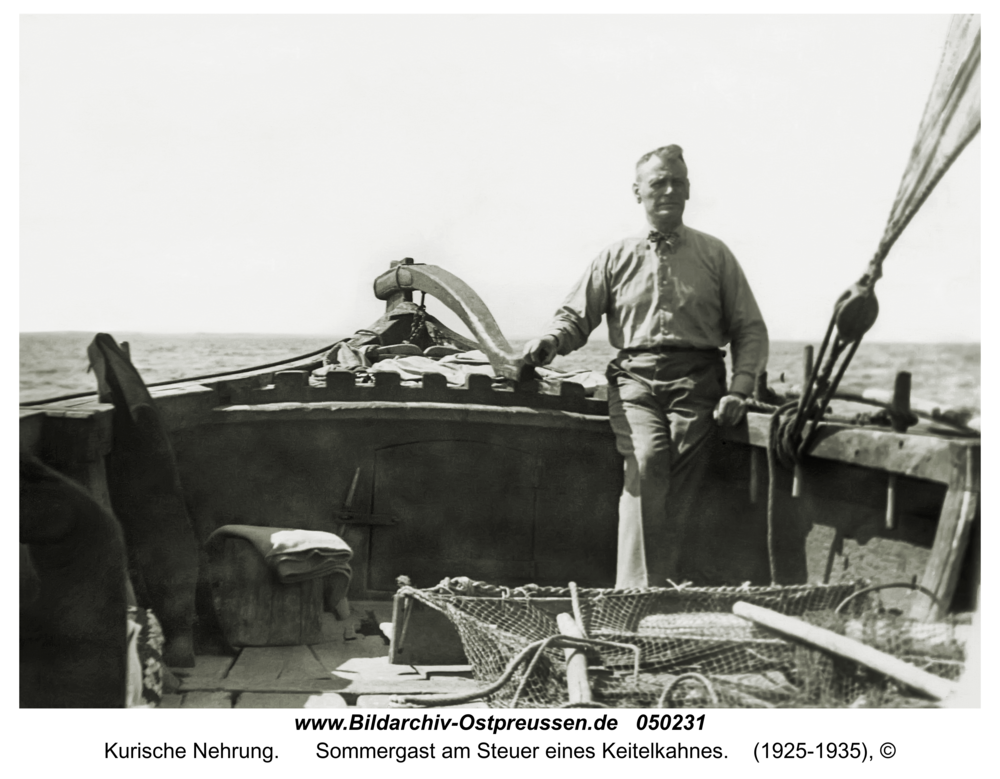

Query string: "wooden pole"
[822, 529, 843, 584]
[886, 475, 898, 530]
[568, 581, 588, 638]
[733, 601, 957, 701]
[914, 478, 979, 621]
[749, 372, 767, 504]
[792, 347, 813, 498]
[556, 612, 592, 705]
[885, 371, 912, 530]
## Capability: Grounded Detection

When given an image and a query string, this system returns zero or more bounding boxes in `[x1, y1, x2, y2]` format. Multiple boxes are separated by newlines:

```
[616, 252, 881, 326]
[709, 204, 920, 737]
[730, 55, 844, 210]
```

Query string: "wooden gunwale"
[724, 413, 979, 621]
[212, 401, 609, 431]
[20, 368, 979, 623]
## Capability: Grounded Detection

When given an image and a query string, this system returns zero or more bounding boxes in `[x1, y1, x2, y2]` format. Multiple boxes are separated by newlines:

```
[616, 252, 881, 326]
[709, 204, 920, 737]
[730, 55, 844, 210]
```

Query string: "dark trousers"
[607, 350, 726, 588]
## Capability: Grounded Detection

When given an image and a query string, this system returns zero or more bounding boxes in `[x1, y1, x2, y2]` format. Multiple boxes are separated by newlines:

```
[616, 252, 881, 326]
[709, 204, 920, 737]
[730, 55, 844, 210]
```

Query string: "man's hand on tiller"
[522, 335, 559, 367]
[714, 393, 747, 427]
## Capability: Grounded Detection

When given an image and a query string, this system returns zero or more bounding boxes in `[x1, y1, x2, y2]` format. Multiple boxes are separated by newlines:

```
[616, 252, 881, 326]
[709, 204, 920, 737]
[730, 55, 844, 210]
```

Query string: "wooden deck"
[161, 601, 487, 709]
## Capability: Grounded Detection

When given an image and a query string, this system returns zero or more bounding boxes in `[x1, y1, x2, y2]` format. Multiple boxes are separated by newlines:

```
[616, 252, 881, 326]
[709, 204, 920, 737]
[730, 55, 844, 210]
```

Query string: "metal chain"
[404, 292, 429, 344]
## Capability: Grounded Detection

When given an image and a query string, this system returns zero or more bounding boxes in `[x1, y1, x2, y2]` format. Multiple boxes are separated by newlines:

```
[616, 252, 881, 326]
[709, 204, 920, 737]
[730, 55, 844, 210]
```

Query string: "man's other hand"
[522, 335, 559, 367]
[714, 393, 747, 426]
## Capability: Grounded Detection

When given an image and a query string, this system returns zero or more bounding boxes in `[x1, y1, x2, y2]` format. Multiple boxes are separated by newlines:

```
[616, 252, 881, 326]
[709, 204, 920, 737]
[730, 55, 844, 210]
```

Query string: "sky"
[19, 13, 981, 343]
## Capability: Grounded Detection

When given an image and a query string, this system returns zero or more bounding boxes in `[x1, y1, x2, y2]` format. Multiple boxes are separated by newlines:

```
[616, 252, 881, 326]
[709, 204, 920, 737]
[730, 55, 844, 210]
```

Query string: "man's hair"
[635, 145, 686, 173]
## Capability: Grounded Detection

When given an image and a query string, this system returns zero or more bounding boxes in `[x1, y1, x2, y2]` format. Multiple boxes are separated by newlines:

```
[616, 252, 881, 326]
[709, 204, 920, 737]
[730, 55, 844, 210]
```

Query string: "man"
[523, 145, 768, 589]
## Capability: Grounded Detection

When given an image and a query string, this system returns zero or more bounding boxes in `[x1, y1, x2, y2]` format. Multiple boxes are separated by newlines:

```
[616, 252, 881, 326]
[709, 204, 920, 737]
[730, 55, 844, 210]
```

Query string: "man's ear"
[632, 182, 641, 202]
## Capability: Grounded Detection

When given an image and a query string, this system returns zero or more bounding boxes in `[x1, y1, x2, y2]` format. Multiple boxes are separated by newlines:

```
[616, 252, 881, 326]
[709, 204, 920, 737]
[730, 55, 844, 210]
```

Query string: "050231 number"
[636, 714, 706, 731]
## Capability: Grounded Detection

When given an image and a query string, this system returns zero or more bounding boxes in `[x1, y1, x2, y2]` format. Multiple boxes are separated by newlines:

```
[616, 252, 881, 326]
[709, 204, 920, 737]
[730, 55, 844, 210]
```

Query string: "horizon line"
[18, 330, 983, 346]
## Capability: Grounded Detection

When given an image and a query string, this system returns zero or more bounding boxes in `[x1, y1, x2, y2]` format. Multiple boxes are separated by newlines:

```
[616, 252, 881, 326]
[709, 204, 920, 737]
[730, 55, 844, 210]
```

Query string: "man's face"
[633, 155, 690, 229]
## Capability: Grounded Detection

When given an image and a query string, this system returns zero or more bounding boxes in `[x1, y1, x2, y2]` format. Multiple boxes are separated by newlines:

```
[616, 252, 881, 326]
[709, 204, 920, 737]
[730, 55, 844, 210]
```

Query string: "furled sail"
[866, 14, 980, 279]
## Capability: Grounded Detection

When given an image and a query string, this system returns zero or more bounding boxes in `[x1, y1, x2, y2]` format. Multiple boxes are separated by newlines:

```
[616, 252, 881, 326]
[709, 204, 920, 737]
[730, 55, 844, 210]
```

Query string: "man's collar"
[647, 223, 686, 251]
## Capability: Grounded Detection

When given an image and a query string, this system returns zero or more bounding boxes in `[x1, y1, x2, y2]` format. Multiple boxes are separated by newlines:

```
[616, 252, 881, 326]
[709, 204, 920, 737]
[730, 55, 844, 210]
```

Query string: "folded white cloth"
[534, 367, 608, 391]
[207, 525, 353, 584]
[438, 349, 491, 365]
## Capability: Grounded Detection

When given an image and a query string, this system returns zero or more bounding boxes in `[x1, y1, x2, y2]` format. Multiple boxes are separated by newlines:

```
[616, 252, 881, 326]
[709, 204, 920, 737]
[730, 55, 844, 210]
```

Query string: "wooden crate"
[208, 536, 325, 646]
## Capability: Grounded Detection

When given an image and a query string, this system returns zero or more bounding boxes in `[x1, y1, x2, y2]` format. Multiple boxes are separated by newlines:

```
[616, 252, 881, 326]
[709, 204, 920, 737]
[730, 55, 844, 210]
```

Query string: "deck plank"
[356, 694, 489, 709]
[338, 676, 483, 697]
[181, 691, 234, 708]
[235, 692, 349, 709]
[222, 646, 349, 692]
[329, 656, 422, 680]
[174, 654, 237, 692]
[227, 646, 326, 681]
[311, 635, 391, 675]
[414, 665, 474, 679]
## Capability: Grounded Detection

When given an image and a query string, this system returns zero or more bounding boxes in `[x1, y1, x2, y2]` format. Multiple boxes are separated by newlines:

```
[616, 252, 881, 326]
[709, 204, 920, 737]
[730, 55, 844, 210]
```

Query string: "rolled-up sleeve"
[720, 253, 769, 397]
[544, 253, 609, 354]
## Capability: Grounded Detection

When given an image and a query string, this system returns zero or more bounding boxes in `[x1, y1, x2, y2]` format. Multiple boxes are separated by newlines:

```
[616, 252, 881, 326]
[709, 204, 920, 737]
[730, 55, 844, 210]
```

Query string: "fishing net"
[395, 578, 968, 708]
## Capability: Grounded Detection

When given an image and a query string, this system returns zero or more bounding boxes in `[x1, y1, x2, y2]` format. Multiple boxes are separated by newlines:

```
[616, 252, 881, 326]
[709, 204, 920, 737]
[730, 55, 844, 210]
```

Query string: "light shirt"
[545, 224, 769, 397]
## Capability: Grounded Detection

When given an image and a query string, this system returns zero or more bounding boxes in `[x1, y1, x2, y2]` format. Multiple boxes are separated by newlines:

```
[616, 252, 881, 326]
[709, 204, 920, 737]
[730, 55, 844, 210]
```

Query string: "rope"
[389, 633, 640, 708]
[765, 402, 800, 583]
[389, 637, 547, 707]
[656, 672, 720, 708]
[834, 582, 944, 616]
[558, 701, 610, 708]
[19, 340, 343, 407]
[20, 322, 405, 408]
[761, 287, 878, 584]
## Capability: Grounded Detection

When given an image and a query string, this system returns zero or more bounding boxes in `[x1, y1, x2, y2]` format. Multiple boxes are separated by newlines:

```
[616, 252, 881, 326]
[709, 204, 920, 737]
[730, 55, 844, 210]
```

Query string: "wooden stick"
[749, 373, 768, 504]
[792, 347, 813, 499]
[802, 345, 814, 387]
[914, 483, 979, 622]
[886, 474, 898, 530]
[556, 612, 592, 705]
[885, 371, 910, 529]
[568, 581, 587, 638]
[822, 529, 843, 584]
[733, 601, 957, 701]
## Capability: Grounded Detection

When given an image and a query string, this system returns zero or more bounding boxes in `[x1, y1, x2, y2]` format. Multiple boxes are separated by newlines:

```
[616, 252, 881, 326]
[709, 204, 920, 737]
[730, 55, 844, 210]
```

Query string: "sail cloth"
[870, 14, 980, 275]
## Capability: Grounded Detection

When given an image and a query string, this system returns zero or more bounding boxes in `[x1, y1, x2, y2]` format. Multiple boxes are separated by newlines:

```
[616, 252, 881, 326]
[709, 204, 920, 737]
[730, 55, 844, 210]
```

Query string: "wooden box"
[208, 536, 325, 647]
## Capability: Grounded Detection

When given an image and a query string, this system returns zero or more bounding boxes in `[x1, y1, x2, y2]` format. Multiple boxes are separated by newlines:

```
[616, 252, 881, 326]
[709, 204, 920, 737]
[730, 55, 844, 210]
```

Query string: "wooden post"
[822, 529, 843, 584]
[802, 345, 814, 384]
[733, 601, 957, 701]
[569, 581, 587, 638]
[885, 475, 898, 530]
[749, 373, 767, 504]
[913, 446, 979, 621]
[792, 346, 813, 498]
[885, 371, 912, 530]
[556, 612, 592, 705]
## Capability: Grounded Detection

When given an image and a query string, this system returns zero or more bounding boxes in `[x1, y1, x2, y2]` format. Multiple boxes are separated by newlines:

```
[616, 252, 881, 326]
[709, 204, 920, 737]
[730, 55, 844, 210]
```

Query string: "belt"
[620, 345, 724, 356]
